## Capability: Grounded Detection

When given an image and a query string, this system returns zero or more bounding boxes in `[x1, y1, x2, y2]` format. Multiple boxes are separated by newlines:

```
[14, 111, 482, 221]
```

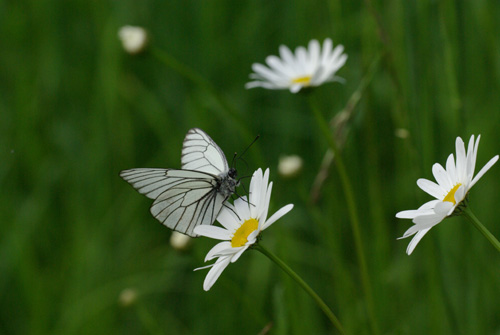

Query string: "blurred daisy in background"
[194, 168, 293, 291]
[396, 135, 499, 255]
[246, 38, 347, 93]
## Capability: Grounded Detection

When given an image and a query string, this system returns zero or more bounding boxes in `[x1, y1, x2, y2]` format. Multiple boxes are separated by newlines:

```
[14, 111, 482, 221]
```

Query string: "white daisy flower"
[396, 135, 499, 255]
[245, 38, 347, 93]
[193, 168, 294, 291]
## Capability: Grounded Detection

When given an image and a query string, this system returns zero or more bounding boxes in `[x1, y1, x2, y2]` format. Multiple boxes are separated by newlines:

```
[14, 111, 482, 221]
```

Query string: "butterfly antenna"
[232, 134, 260, 168]
[238, 134, 260, 160]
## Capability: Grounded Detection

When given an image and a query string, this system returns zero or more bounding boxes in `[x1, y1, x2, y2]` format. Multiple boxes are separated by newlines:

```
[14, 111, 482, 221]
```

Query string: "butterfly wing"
[181, 128, 229, 175]
[120, 168, 228, 237]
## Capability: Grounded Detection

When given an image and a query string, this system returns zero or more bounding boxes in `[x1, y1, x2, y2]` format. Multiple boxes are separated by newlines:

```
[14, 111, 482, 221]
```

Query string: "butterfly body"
[120, 128, 238, 237]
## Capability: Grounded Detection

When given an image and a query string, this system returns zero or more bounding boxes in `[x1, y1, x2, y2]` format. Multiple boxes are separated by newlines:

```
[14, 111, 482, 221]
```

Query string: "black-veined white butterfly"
[120, 128, 239, 237]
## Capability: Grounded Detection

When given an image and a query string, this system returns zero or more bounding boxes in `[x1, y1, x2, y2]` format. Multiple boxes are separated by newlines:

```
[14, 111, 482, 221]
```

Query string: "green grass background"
[1, 0, 500, 334]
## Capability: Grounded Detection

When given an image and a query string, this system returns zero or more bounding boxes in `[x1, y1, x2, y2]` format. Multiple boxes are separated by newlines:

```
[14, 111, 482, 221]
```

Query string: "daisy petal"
[469, 155, 499, 189]
[205, 241, 234, 261]
[406, 228, 432, 255]
[261, 204, 294, 230]
[203, 257, 232, 291]
[417, 178, 445, 199]
[194, 225, 231, 240]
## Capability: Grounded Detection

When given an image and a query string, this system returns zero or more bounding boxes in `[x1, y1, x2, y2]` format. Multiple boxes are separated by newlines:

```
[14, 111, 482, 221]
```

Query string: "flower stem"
[462, 207, 500, 252]
[254, 244, 345, 335]
[308, 96, 379, 335]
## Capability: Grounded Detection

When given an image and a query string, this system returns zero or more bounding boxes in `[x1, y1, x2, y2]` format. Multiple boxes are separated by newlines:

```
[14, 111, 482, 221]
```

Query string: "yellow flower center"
[292, 76, 312, 85]
[231, 218, 259, 248]
[443, 183, 462, 205]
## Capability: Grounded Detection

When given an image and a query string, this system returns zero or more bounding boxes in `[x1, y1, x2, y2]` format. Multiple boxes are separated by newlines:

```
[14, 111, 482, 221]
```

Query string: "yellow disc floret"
[231, 218, 259, 248]
[292, 76, 312, 85]
[443, 183, 462, 205]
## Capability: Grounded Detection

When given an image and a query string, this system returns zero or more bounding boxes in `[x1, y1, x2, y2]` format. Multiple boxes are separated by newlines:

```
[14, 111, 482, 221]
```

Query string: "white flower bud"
[278, 155, 303, 178]
[170, 231, 192, 251]
[118, 26, 148, 54]
[118, 288, 137, 307]
[395, 128, 410, 139]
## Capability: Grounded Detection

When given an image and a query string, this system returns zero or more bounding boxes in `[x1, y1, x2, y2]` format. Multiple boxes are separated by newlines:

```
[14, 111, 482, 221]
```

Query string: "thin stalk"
[254, 244, 345, 334]
[462, 207, 500, 252]
[308, 96, 379, 335]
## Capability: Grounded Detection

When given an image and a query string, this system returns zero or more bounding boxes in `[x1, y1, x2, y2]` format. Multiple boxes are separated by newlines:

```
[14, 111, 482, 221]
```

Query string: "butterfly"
[120, 128, 239, 237]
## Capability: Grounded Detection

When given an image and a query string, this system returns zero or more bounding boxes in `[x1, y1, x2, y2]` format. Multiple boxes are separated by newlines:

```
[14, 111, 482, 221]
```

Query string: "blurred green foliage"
[1, 0, 500, 334]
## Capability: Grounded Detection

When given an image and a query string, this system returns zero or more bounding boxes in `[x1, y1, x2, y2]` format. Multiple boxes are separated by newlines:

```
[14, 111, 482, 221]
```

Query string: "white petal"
[328, 44, 345, 64]
[466, 135, 476, 182]
[295, 46, 309, 73]
[307, 39, 320, 69]
[310, 65, 326, 85]
[445, 154, 457, 182]
[417, 178, 445, 199]
[249, 168, 263, 217]
[279, 45, 298, 73]
[418, 199, 441, 210]
[452, 185, 466, 206]
[289, 84, 303, 93]
[193, 225, 231, 240]
[469, 155, 499, 189]
[472, 135, 481, 178]
[432, 163, 452, 190]
[406, 228, 432, 255]
[258, 181, 272, 224]
[396, 209, 421, 219]
[434, 200, 454, 215]
[455, 136, 466, 181]
[252, 63, 284, 82]
[261, 204, 294, 230]
[266, 55, 292, 77]
[320, 38, 333, 65]
[202, 257, 232, 291]
[205, 241, 233, 261]
[412, 212, 445, 225]
[396, 200, 440, 219]
[234, 196, 251, 221]
[245, 81, 281, 90]
[217, 205, 240, 231]
[401, 220, 439, 238]
[230, 246, 250, 263]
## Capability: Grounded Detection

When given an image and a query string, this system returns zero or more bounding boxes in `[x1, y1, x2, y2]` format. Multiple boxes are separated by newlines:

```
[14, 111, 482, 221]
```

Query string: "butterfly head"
[228, 167, 238, 180]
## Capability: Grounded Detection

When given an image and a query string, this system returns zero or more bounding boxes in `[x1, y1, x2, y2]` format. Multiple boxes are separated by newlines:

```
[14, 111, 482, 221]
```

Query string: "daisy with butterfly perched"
[120, 128, 345, 333]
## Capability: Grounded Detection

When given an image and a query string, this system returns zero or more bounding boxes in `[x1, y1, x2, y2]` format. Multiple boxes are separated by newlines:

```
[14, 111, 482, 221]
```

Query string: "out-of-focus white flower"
[194, 168, 293, 291]
[396, 135, 498, 255]
[170, 231, 192, 251]
[246, 38, 347, 93]
[118, 26, 148, 54]
[278, 155, 303, 178]
[395, 128, 410, 139]
[118, 288, 138, 307]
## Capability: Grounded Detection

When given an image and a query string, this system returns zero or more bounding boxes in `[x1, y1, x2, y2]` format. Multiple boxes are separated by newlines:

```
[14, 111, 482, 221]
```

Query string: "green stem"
[254, 244, 345, 334]
[308, 96, 379, 335]
[462, 207, 500, 252]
